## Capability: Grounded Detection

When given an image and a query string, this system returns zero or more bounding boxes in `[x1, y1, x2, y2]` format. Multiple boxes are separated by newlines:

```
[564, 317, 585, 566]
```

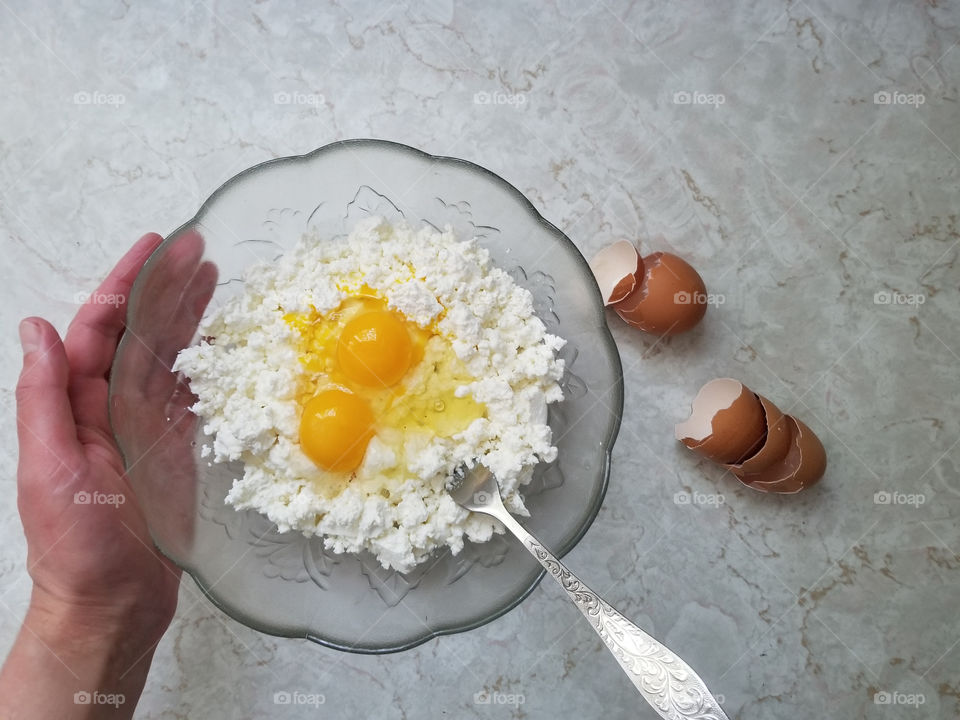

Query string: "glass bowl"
[110, 139, 623, 653]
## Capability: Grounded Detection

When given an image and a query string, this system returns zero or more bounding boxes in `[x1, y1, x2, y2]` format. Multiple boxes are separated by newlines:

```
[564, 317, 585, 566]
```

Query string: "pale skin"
[0, 234, 182, 719]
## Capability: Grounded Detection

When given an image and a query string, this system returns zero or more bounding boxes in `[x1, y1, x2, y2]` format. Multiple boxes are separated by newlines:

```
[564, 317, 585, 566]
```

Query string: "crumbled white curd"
[174, 217, 564, 571]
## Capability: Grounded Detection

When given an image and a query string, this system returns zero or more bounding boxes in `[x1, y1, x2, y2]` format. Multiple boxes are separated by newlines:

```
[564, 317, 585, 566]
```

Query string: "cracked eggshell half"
[588, 240, 643, 306]
[739, 416, 827, 494]
[675, 378, 768, 465]
[724, 394, 792, 477]
[614, 252, 708, 335]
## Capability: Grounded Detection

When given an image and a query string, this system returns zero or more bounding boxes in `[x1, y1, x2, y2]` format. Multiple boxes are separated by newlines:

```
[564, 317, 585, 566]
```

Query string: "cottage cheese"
[174, 217, 565, 572]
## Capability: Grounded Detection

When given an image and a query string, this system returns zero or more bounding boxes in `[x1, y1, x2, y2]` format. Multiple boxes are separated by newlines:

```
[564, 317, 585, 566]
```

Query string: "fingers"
[110, 231, 213, 458]
[16, 319, 81, 476]
[164, 259, 218, 363]
[118, 258, 217, 432]
[63, 233, 164, 435]
[128, 230, 206, 348]
[64, 232, 164, 383]
[124, 230, 210, 393]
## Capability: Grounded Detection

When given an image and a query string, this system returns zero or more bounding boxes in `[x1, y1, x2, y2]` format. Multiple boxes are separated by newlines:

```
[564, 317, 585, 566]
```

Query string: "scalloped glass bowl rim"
[121, 138, 624, 653]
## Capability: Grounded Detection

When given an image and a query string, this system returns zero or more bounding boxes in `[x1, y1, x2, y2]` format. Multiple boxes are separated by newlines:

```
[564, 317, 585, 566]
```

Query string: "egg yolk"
[299, 389, 375, 472]
[337, 310, 413, 387]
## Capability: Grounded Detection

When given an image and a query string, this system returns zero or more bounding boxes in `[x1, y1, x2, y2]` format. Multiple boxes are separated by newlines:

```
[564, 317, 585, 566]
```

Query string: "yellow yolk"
[299, 389, 374, 472]
[337, 310, 413, 387]
[286, 292, 487, 478]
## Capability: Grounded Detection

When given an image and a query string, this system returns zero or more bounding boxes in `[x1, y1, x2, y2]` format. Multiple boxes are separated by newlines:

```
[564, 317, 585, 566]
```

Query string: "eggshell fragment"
[588, 240, 642, 305]
[738, 416, 827, 493]
[676, 378, 827, 495]
[675, 378, 767, 464]
[615, 252, 707, 336]
[724, 394, 792, 477]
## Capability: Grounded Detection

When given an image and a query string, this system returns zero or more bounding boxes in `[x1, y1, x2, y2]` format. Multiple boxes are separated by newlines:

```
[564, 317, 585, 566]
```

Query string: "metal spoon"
[449, 465, 730, 720]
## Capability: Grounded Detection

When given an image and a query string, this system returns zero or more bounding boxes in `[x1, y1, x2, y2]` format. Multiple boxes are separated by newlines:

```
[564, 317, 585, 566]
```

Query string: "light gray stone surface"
[1, 1, 958, 718]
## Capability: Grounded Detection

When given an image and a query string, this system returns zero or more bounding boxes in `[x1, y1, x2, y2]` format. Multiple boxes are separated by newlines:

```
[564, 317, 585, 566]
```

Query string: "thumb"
[16, 318, 81, 478]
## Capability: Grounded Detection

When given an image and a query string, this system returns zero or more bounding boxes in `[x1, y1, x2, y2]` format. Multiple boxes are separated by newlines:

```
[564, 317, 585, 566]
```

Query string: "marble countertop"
[2, 1, 958, 718]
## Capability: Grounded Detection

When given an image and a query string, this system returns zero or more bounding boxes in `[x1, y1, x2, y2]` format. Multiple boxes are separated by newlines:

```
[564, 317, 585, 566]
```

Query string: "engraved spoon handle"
[496, 510, 729, 720]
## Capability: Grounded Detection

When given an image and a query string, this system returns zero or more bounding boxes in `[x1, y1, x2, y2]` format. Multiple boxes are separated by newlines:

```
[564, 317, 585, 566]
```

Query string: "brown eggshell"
[725, 394, 792, 477]
[744, 474, 805, 494]
[614, 252, 707, 335]
[675, 378, 768, 465]
[588, 240, 643, 306]
[738, 416, 826, 494]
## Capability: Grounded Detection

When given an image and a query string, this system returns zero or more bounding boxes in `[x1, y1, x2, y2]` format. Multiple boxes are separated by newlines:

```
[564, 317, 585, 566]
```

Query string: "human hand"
[14, 232, 182, 639]
[0, 232, 216, 719]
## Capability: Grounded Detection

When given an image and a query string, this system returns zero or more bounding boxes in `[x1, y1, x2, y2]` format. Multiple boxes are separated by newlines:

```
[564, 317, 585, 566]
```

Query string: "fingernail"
[19, 319, 41, 355]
